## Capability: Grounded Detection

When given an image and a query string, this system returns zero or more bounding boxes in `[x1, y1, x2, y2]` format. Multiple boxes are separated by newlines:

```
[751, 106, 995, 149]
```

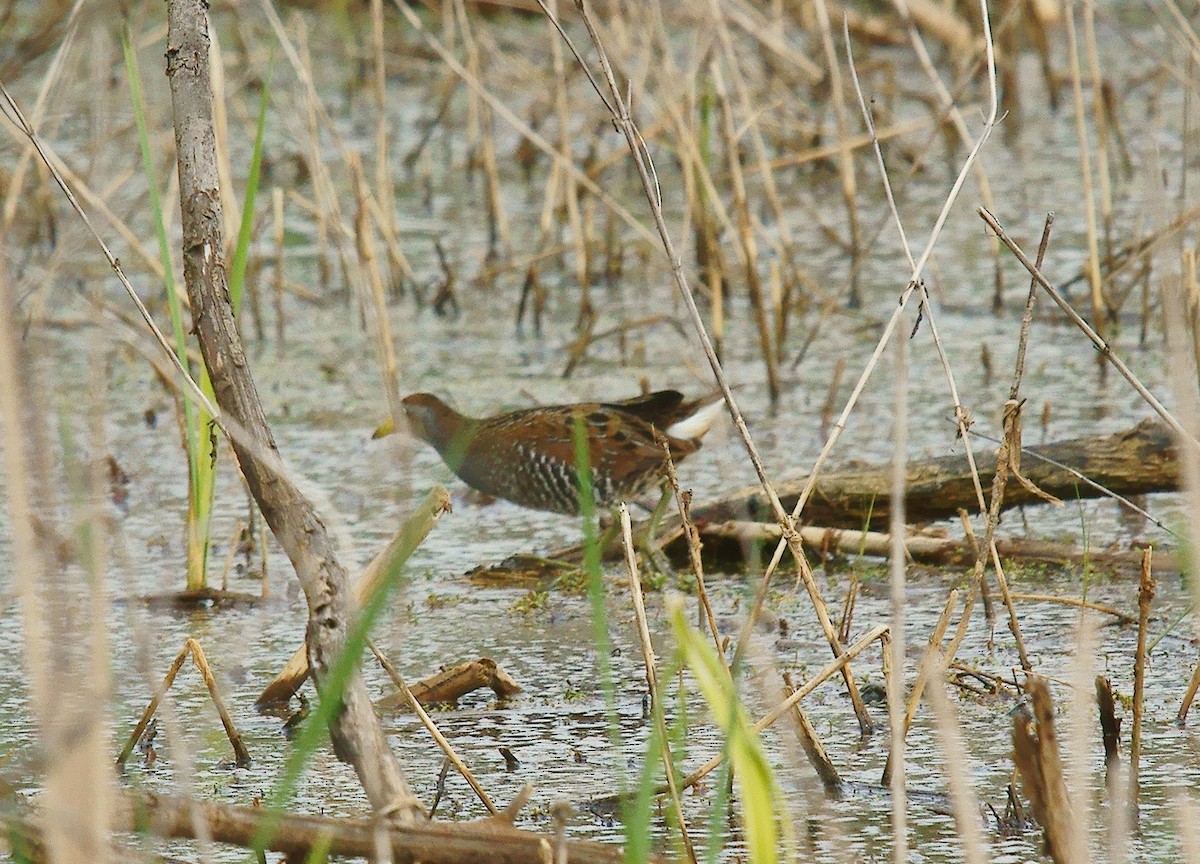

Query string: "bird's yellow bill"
[371, 416, 396, 439]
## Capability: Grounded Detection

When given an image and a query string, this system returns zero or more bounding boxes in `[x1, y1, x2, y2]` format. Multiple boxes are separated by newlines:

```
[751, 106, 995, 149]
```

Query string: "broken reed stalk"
[548, 0, 590, 329]
[673, 623, 889, 794]
[164, 0, 416, 816]
[1012, 677, 1086, 864]
[117, 638, 250, 768]
[1081, 0, 1115, 258]
[369, 0, 401, 291]
[618, 505, 698, 864]
[780, 671, 842, 796]
[711, 66, 780, 404]
[886, 330, 909, 858]
[349, 151, 407, 457]
[559, 0, 875, 735]
[979, 208, 1200, 451]
[811, 0, 862, 306]
[1065, 0, 1107, 344]
[1129, 547, 1155, 819]
[881, 587, 958, 786]
[450, 0, 509, 271]
[367, 642, 499, 816]
[1009, 592, 1133, 625]
[661, 441, 724, 663]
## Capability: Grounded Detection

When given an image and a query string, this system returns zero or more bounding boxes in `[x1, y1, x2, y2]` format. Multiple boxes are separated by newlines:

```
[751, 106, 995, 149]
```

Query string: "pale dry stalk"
[618, 506, 697, 864]
[565, 0, 875, 734]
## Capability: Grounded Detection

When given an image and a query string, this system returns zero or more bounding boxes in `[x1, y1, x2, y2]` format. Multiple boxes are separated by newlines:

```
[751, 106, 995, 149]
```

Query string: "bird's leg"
[592, 507, 627, 560]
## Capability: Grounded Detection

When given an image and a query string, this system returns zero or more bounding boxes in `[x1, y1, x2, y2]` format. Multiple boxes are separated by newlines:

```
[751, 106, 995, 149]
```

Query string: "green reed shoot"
[123, 29, 270, 590]
[672, 600, 789, 864]
[123, 25, 214, 591]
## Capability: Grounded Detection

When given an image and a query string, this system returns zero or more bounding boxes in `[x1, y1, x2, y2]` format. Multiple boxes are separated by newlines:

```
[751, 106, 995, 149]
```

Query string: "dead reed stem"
[812, 0, 862, 306]
[1129, 547, 1155, 819]
[676, 623, 889, 793]
[367, 642, 498, 816]
[619, 505, 697, 864]
[712, 65, 780, 403]
[117, 638, 250, 769]
[560, 0, 875, 734]
[980, 208, 1200, 451]
[886, 323, 908, 859]
[349, 152, 406, 463]
[1082, 0, 1115, 258]
[1064, 0, 1108, 342]
[733, 0, 998, 684]
[661, 443, 723, 665]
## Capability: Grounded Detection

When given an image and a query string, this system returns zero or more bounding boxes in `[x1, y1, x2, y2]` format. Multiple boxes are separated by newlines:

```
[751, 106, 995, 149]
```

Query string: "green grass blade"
[672, 601, 785, 864]
[228, 57, 273, 316]
[123, 25, 215, 589]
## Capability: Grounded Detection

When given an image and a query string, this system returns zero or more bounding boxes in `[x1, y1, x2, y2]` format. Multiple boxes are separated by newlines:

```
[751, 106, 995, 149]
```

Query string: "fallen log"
[0, 790, 632, 864]
[686, 418, 1176, 531]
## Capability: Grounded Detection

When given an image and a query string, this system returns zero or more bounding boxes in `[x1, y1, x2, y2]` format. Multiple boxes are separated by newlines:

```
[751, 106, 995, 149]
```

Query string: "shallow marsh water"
[1, 2, 1199, 862]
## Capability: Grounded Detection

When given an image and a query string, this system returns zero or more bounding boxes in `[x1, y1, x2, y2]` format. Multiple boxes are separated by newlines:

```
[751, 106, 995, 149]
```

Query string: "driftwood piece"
[165, 0, 414, 817]
[376, 658, 524, 711]
[684, 419, 1175, 531]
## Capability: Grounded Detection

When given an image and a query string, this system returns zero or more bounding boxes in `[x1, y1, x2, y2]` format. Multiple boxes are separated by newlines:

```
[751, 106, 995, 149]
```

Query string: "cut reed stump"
[677, 418, 1176, 532]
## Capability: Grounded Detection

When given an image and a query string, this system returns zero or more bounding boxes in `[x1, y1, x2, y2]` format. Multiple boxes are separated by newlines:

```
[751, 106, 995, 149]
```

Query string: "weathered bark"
[686, 418, 1176, 530]
[164, 0, 415, 819]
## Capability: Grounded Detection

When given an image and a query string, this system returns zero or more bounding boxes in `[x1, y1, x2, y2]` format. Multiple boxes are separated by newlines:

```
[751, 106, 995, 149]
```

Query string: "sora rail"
[376, 390, 723, 515]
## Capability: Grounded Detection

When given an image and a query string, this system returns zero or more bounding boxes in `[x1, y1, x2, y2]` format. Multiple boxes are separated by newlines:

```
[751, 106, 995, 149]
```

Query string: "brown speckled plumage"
[401, 390, 720, 514]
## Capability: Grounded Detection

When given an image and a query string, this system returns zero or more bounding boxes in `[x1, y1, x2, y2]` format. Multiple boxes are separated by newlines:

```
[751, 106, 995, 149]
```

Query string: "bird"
[373, 390, 724, 515]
